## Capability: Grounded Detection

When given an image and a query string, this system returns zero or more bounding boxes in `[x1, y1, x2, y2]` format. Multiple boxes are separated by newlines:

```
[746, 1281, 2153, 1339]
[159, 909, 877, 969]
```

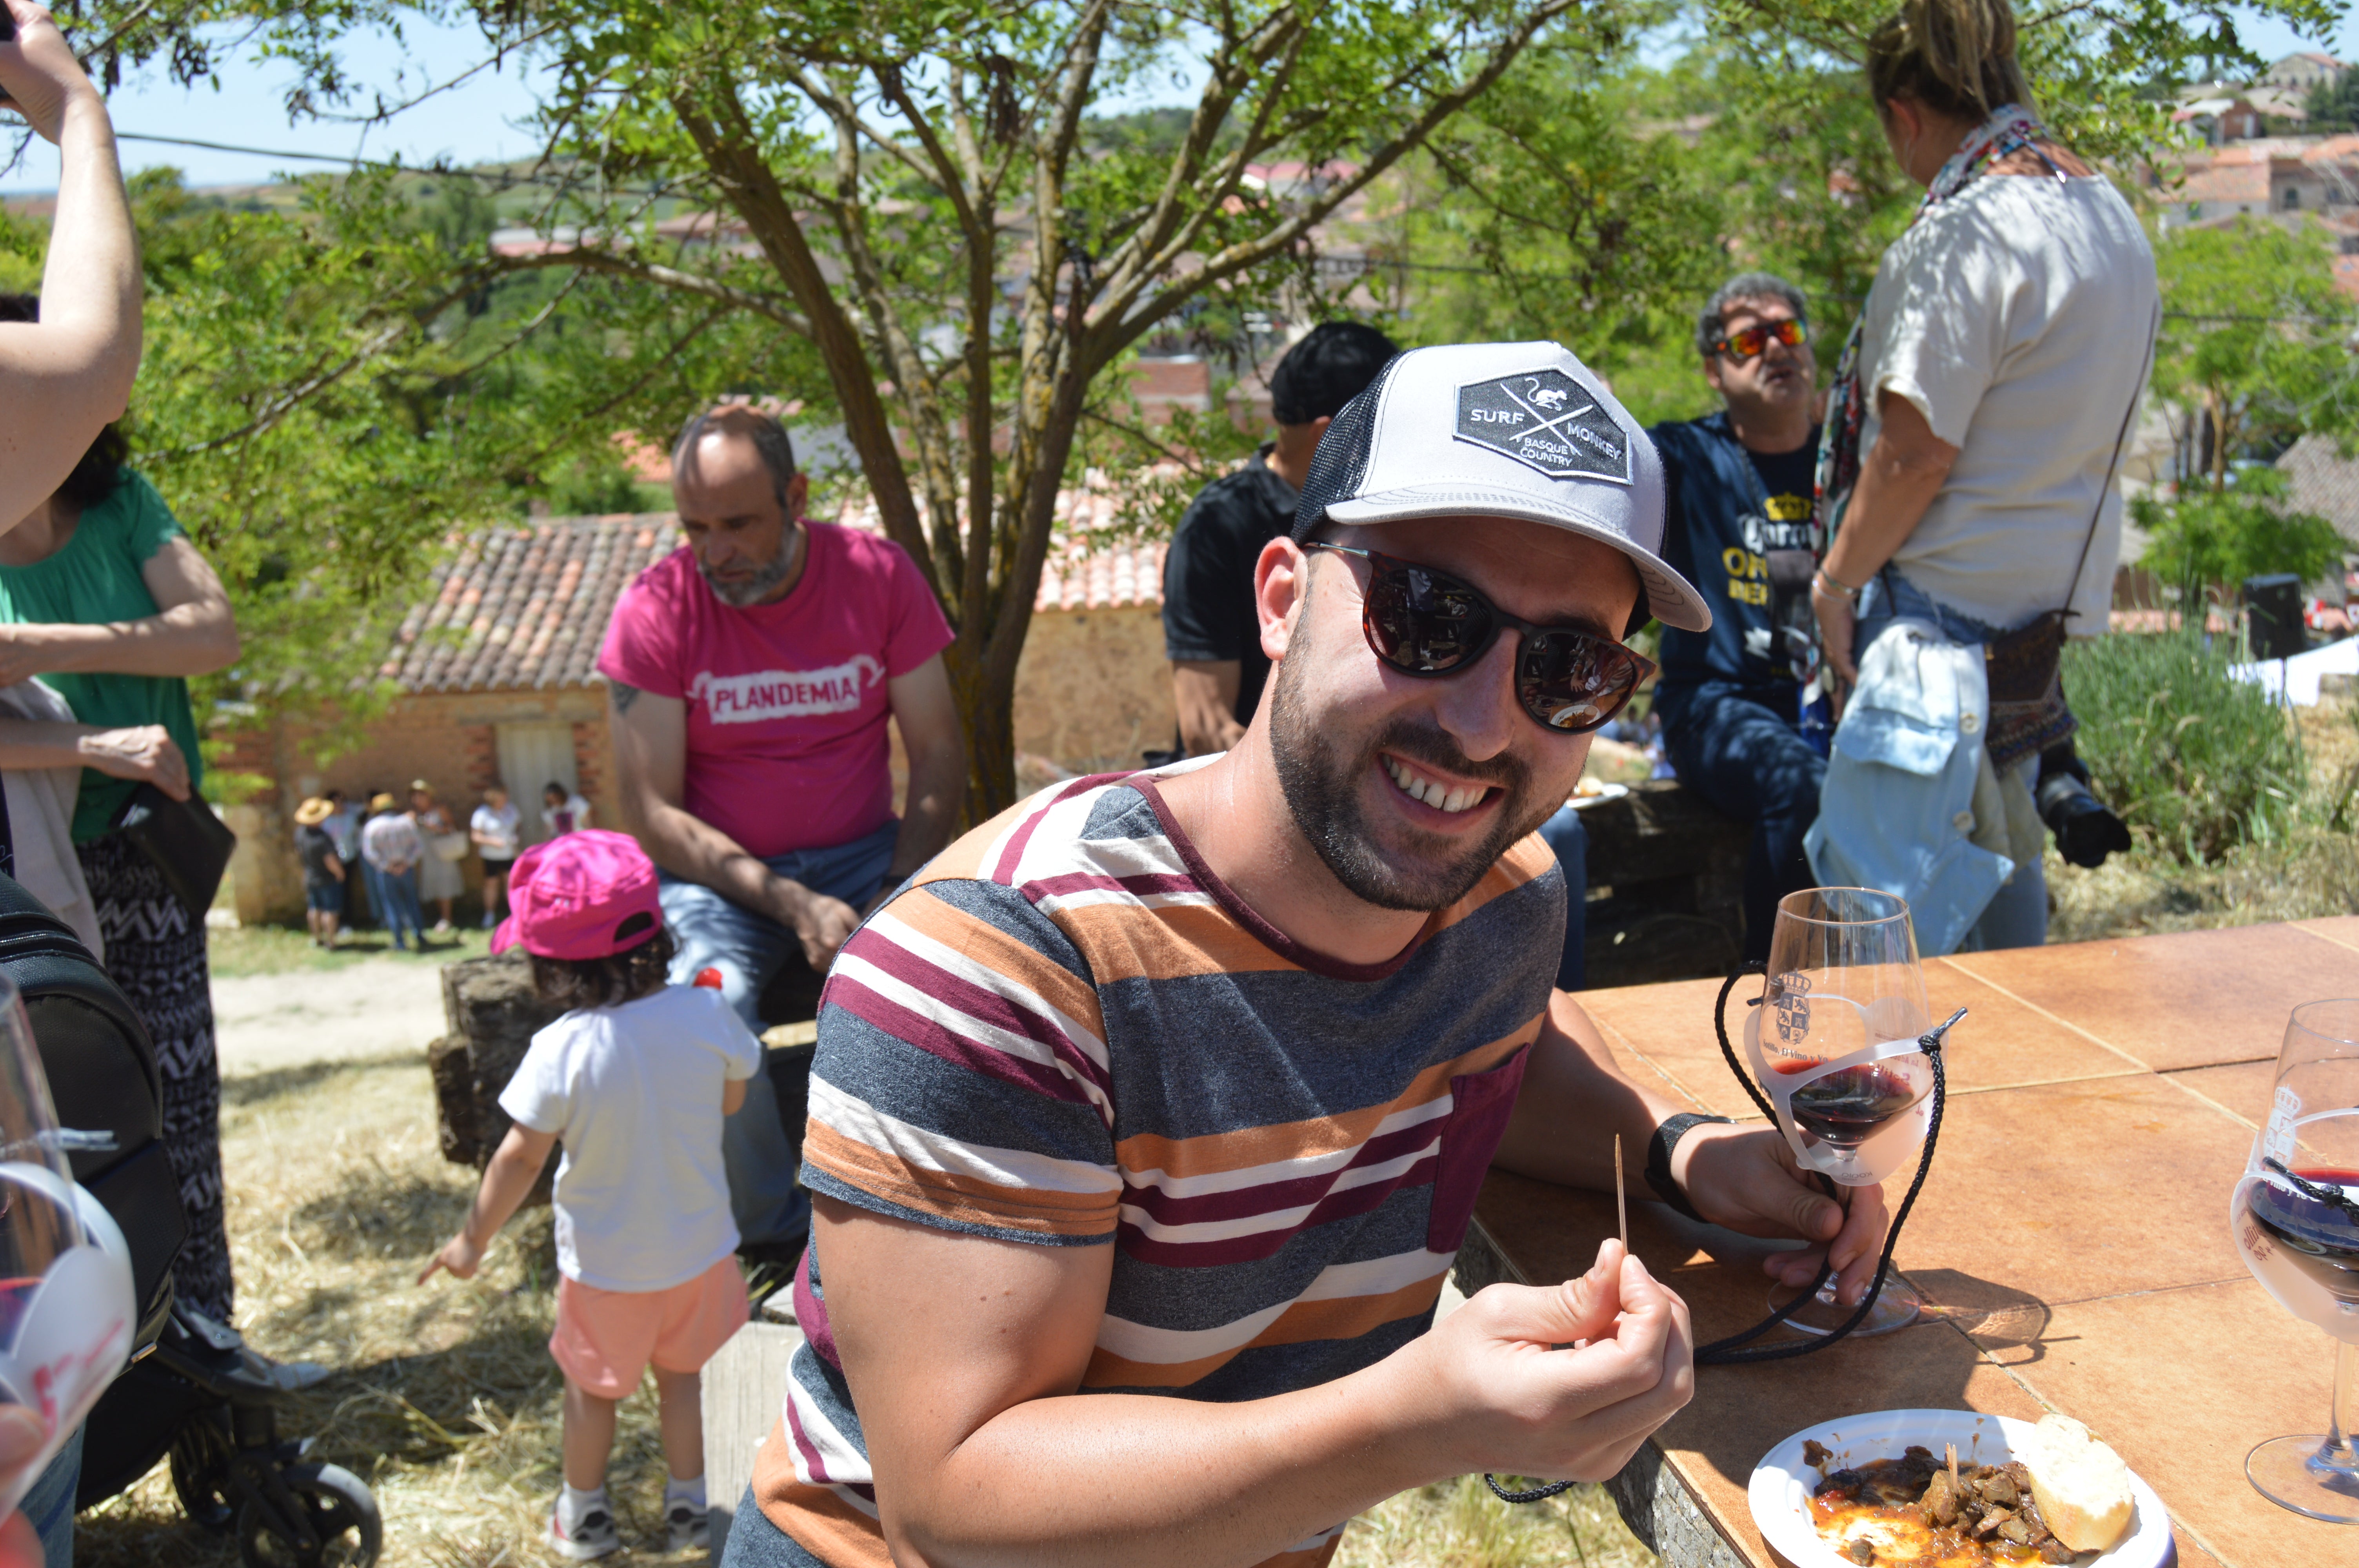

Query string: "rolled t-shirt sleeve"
[496, 1031, 573, 1136]
[801, 877, 1121, 1247]
[1866, 234, 2004, 448]
[596, 570, 688, 699]
[881, 541, 955, 677]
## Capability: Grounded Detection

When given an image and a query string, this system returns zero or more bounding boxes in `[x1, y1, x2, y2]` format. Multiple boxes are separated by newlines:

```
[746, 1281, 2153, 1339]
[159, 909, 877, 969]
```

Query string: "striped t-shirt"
[749, 764, 1564, 1566]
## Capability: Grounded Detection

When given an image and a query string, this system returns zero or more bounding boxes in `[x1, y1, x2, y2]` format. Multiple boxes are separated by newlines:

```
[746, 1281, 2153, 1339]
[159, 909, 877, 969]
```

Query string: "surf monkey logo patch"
[1454, 368, 1632, 484]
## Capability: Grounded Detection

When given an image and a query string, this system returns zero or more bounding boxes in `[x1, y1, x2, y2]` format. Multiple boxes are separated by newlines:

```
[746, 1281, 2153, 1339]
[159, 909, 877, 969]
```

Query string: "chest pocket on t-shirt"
[1425, 1048, 1531, 1256]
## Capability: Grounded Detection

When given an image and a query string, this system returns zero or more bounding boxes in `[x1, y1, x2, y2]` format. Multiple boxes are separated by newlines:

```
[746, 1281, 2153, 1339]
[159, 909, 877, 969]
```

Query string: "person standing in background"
[410, 779, 463, 934]
[362, 793, 426, 952]
[1160, 322, 1398, 756]
[544, 780, 593, 837]
[0, 370, 242, 1341]
[321, 787, 367, 928]
[473, 782, 522, 930]
[294, 797, 345, 949]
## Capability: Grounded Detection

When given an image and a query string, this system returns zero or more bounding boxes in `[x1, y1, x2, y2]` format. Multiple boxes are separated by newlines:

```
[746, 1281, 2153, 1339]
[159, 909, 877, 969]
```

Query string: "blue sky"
[0, 5, 2348, 194]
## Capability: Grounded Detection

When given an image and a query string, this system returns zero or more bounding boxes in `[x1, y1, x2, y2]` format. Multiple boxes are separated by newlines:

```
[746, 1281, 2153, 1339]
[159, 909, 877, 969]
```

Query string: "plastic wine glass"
[2230, 998, 2359, 1523]
[1746, 887, 1937, 1337]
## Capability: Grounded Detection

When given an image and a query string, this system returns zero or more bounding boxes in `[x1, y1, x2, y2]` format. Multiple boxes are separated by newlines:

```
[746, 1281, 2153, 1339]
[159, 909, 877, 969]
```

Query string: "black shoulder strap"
[2063, 299, 2161, 615]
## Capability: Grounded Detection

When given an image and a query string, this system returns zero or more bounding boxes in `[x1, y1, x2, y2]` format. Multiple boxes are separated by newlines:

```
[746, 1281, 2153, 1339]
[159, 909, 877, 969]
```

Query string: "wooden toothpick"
[1614, 1133, 1628, 1252]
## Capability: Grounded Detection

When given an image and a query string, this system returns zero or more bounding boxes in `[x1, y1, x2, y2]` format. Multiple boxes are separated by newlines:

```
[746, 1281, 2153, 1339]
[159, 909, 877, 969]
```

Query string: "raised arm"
[878, 651, 963, 901]
[607, 679, 861, 968]
[0, 1, 139, 530]
[818, 1196, 1690, 1568]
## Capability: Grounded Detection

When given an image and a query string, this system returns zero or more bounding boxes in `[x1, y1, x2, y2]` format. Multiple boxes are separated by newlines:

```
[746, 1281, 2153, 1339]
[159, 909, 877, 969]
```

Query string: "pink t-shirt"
[596, 524, 954, 859]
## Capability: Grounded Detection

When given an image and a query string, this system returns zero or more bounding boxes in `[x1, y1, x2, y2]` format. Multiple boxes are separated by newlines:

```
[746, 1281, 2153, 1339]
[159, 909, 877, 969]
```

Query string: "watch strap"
[1644, 1112, 1735, 1222]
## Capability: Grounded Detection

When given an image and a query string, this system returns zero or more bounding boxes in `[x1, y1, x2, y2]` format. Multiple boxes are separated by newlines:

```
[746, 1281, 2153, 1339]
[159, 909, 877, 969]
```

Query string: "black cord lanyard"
[1485, 967, 1964, 1504]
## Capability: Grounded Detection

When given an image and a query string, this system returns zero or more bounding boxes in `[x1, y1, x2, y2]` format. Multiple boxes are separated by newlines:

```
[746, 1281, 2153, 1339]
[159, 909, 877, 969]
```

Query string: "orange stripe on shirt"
[1431, 830, 1557, 926]
[1114, 1026, 1537, 1179]
[1052, 901, 1302, 982]
[801, 1120, 1119, 1239]
[877, 887, 1105, 1033]
[752, 1423, 895, 1568]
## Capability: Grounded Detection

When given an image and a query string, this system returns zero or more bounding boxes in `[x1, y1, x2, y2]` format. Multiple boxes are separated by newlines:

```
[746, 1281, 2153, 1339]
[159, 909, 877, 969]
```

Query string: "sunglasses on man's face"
[1713, 318, 1809, 361]
[1304, 543, 1656, 735]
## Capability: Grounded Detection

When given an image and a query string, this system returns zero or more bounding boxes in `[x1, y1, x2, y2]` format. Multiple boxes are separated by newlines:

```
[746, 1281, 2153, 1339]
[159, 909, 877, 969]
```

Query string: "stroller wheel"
[235, 1462, 382, 1568]
[169, 1412, 238, 1534]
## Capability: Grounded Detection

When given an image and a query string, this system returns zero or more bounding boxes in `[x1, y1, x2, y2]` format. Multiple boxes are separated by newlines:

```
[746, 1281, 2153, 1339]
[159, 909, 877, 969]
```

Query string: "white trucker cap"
[1289, 339, 1712, 633]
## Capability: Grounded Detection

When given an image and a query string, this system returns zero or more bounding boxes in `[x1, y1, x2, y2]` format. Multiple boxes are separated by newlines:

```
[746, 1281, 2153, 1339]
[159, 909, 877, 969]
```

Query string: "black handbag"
[109, 783, 238, 921]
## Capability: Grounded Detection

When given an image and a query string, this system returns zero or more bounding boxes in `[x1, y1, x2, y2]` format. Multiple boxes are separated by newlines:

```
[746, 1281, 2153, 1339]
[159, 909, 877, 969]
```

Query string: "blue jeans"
[371, 864, 423, 949]
[1856, 570, 2046, 951]
[1534, 806, 1588, 991]
[661, 819, 900, 1252]
[22, 1423, 81, 1568]
[1656, 679, 1827, 962]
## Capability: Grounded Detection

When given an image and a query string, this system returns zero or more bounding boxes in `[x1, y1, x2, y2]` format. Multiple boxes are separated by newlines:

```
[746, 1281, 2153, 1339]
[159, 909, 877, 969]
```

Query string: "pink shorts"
[549, 1256, 750, 1399]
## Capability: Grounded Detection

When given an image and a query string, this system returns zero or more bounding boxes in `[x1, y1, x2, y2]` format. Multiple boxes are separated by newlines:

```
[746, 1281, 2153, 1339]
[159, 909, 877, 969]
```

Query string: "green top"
[0, 471, 204, 842]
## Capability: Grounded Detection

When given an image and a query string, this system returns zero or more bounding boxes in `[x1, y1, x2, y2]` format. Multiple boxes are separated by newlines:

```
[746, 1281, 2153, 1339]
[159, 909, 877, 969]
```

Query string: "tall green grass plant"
[2061, 631, 2304, 863]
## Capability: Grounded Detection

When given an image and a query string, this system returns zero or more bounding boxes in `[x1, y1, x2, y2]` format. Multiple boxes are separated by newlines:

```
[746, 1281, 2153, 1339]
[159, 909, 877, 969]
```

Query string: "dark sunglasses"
[1713, 318, 1808, 361]
[1304, 543, 1656, 734]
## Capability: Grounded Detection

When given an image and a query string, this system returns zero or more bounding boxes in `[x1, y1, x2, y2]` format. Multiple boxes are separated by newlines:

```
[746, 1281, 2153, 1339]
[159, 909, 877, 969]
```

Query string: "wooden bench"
[1576, 780, 1750, 990]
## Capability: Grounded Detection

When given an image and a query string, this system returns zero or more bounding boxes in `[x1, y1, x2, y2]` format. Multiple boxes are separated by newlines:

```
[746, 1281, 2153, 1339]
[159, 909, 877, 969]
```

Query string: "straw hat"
[293, 797, 334, 827]
[409, 778, 433, 796]
[369, 792, 399, 813]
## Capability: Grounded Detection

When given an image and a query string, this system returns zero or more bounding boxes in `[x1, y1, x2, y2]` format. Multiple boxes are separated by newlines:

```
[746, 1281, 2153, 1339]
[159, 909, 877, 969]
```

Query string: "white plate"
[1748, 1408, 2172, 1568]
[1568, 782, 1630, 810]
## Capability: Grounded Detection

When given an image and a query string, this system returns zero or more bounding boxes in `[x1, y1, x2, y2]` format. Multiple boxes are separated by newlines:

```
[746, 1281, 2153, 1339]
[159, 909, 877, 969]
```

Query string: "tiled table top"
[1472, 921, 2357, 1568]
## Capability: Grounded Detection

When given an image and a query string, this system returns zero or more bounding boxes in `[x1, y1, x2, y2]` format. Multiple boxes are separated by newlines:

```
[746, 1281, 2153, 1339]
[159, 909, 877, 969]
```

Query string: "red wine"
[2247, 1168, 2359, 1303]
[1787, 1064, 1925, 1148]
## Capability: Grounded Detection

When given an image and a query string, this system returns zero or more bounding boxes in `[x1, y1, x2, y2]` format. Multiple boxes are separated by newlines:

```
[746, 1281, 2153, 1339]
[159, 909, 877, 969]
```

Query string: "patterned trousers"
[76, 833, 232, 1322]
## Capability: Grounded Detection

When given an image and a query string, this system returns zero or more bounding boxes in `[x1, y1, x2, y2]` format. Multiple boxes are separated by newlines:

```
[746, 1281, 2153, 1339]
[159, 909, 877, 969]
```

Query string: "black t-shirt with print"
[1654, 414, 1820, 687]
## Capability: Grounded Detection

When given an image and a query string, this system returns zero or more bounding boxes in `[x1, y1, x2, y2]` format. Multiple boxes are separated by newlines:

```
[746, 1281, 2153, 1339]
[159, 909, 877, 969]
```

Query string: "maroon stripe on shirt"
[826, 975, 1098, 1107]
[990, 772, 1138, 885]
[1116, 1150, 1443, 1268]
[792, 1249, 840, 1371]
[843, 929, 1114, 1102]
[1018, 870, 1203, 902]
[1116, 1120, 1443, 1227]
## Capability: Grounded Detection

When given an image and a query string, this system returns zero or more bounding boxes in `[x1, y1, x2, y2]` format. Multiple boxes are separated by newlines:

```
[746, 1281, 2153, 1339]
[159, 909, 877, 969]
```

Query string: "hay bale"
[436, 952, 566, 1203]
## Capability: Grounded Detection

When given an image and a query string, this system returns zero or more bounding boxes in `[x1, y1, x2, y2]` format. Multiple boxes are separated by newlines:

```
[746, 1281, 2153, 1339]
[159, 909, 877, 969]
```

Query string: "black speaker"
[2245, 573, 2308, 661]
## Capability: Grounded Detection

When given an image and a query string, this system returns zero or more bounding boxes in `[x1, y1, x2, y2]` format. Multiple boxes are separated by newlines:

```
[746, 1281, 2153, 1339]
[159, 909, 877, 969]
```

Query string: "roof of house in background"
[383, 505, 1168, 694]
[2277, 434, 2359, 546]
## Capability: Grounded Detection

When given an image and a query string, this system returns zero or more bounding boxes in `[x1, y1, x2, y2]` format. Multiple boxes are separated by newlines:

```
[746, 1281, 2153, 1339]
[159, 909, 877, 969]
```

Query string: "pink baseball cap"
[491, 830, 666, 960]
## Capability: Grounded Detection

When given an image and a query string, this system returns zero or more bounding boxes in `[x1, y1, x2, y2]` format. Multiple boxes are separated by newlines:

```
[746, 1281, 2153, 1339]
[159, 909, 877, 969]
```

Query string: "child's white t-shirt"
[498, 984, 763, 1291]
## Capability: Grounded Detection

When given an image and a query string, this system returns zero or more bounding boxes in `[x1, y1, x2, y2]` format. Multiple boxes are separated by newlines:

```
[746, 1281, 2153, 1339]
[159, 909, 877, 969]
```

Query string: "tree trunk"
[949, 636, 1021, 823]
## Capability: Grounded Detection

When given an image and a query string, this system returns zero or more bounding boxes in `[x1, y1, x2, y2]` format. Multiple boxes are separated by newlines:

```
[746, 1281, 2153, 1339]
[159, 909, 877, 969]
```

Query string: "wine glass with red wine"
[2230, 998, 2359, 1523]
[1744, 887, 1937, 1337]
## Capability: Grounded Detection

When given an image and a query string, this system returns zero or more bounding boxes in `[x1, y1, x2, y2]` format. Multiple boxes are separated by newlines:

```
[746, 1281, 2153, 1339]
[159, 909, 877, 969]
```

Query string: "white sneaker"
[547, 1503, 620, 1561]
[666, 1500, 709, 1553]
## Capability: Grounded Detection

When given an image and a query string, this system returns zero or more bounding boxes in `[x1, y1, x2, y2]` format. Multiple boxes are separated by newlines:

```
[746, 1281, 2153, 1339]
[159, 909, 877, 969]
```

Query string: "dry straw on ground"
[73, 1049, 1660, 1567]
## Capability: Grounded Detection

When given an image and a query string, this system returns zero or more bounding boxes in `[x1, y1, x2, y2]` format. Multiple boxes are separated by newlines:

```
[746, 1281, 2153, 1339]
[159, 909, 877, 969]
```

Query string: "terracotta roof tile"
[380, 514, 679, 693]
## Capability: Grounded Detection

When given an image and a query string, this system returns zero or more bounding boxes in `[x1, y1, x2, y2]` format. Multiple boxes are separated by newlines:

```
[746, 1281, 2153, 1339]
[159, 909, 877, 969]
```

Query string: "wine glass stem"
[2326, 1336, 2359, 1472]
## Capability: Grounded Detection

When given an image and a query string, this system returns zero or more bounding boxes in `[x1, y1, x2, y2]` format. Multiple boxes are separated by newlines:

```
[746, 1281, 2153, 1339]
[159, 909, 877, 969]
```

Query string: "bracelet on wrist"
[1643, 1112, 1736, 1221]
[1815, 566, 1864, 601]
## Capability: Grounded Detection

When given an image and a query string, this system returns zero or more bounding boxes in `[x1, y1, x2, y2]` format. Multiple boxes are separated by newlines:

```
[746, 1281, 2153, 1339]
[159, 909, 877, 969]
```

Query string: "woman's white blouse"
[1857, 172, 2159, 632]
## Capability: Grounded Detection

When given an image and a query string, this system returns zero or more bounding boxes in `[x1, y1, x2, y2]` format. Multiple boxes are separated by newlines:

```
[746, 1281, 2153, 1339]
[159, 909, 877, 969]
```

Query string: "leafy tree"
[2151, 217, 2359, 494]
[79, 0, 1610, 816]
[2130, 466, 2346, 612]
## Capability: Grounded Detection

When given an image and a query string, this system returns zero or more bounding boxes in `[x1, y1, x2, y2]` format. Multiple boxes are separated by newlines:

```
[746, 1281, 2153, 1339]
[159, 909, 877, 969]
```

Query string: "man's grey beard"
[1266, 597, 1555, 913]
[698, 536, 797, 607]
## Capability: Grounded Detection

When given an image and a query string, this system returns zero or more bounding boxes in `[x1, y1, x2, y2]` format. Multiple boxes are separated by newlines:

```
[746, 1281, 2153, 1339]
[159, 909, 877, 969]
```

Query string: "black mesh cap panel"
[1290, 353, 1403, 541]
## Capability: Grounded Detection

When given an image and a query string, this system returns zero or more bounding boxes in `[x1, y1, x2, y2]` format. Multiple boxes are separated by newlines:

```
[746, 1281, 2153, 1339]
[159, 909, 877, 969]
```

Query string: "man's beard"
[1267, 602, 1558, 913]
[698, 534, 798, 607]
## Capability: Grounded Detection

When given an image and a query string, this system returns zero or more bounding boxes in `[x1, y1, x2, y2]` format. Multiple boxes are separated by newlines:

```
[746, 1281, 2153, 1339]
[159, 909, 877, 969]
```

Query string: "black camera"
[2036, 742, 2131, 869]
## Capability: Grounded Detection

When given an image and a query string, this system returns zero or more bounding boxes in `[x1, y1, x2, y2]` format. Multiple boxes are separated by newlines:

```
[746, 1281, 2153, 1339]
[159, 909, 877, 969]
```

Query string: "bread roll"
[2022, 1414, 2134, 1552]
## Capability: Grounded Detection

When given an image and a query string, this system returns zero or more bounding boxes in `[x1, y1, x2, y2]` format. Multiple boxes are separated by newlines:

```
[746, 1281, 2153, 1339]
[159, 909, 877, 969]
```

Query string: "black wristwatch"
[1644, 1112, 1735, 1221]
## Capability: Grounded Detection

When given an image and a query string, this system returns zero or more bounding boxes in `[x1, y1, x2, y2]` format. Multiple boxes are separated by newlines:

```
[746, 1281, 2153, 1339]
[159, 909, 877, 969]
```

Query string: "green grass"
[205, 918, 495, 978]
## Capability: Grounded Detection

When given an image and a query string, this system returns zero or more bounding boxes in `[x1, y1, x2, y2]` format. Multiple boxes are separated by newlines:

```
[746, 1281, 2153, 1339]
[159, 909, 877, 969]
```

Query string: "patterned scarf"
[1812, 103, 2055, 546]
